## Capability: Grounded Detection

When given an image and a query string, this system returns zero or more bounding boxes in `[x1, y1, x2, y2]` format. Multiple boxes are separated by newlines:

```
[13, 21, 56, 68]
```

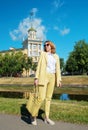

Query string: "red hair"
[44, 40, 56, 54]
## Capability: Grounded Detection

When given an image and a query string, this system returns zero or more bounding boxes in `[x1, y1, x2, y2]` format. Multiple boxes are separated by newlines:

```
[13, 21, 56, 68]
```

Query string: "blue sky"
[0, 0, 88, 61]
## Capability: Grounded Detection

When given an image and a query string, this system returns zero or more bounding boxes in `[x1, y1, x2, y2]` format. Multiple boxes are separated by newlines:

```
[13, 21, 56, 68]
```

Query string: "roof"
[28, 27, 37, 32]
[0, 48, 23, 53]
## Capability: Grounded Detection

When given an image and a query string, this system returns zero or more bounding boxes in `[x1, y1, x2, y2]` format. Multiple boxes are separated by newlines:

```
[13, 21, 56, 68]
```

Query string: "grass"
[0, 77, 34, 85]
[0, 97, 88, 124]
[0, 76, 88, 124]
[0, 76, 88, 94]
[0, 75, 88, 85]
[0, 85, 33, 91]
[62, 75, 88, 85]
[50, 100, 88, 124]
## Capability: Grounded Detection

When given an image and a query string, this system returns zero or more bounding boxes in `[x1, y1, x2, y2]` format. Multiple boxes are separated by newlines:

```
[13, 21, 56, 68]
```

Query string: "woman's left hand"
[57, 82, 61, 88]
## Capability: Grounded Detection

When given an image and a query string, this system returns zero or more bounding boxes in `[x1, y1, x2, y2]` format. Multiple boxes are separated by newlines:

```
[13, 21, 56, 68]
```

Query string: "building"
[23, 27, 43, 63]
[0, 26, 43, 76]
[22, 26, 43, 76]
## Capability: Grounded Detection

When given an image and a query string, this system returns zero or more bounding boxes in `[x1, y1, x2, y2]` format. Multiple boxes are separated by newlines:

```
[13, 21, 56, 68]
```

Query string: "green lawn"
[0, 76, 88, 124]
[0, 76, 88, 85]
[0, 97, 88, 124]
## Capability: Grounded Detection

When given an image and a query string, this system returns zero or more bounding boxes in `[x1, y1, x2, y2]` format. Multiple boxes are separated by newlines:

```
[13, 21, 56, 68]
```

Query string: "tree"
[0, 54, 4, 76]
[66, 40, 88, 75]
[24, 56, 33, 77]
[60, 58, 65, 72]
[32, 62, 37, 71]
[2, 52, 11, 76]
[0, 51, 26, 77]
[12, 51, 25, 76]
[65, 52, 78, 75]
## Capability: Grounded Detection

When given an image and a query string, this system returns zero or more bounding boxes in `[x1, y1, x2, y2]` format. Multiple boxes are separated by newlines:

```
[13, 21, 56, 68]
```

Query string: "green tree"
[65, 52, 78, 75]
[0, 54, 4, 76]
[0, 51, 26, 77]
[24, 56, 33, 77]
[2, 52, 11, 76]
[13, 51, 25, 76]
[74, 40, 88, 74]
[66, 40, 88, 75]
[32, 62, 37, 71]
[60, 58, 65, 72]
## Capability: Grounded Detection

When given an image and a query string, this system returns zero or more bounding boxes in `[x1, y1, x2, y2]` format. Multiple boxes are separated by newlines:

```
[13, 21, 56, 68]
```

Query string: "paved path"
[0, 114, 88, 130]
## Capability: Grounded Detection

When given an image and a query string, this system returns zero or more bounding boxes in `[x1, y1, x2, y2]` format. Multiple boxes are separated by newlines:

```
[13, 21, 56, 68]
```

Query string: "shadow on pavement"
[20, 104, 44, 124]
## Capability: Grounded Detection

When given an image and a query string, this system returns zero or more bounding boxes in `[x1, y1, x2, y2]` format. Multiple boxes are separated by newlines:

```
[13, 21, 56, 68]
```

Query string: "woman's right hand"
[34, 79, 38, 86]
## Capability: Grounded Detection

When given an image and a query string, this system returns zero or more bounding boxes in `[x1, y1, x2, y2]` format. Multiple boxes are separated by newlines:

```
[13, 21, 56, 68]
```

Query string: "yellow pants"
[31, 73, 55, 117]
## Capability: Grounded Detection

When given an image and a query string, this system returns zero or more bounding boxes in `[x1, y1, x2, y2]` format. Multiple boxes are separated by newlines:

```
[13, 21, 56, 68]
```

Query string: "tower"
[23, 11, 43, 63]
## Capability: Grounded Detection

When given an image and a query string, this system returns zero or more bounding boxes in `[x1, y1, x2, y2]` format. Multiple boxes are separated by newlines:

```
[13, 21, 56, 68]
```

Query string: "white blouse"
[46, 52, 56, 73]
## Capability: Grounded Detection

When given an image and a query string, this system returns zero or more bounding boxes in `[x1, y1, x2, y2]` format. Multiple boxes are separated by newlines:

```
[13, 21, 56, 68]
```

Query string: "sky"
[0, 0, 88, 61]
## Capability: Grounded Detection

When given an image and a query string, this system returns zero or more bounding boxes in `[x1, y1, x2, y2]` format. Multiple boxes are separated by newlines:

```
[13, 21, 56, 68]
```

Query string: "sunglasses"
[44, 44, 50, 47]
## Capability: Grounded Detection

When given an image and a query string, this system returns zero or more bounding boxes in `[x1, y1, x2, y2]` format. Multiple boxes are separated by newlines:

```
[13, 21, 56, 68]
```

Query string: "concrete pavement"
[0, 114, 88, 130]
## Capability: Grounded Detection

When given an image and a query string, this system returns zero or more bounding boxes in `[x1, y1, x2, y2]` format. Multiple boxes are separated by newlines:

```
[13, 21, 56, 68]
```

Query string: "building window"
[39, 44, 41, 50]
[30, 44, 32, 49]
[30, 51, 32, 56]
[39, 52, 41, 56]
[32, 44, 37, 49]
[34, 57, 38, 61]
[32, 51, 38, 56]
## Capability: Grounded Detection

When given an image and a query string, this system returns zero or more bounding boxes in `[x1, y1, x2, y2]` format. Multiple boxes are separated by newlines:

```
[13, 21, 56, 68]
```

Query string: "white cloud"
[60, 27, 70, 36]
[51, 0, 64, 14]
[10, 8, 46, 41]
[54, 26, 59, 31]
[53, 26, 70, 36]
[10, 17, 30, 41]
[52, 0, 64, 10]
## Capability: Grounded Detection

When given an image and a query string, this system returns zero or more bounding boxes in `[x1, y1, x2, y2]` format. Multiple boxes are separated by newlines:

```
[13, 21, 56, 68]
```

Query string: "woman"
[28, 40, 61, 125]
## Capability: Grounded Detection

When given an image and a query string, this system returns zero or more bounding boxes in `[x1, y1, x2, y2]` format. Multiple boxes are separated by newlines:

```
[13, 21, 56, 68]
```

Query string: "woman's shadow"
[20, 104, 44, 124]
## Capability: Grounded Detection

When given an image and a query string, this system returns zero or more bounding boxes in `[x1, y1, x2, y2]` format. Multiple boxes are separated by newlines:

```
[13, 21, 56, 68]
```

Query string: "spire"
[28, 11, 36, 33]
[30, 11, 34, 28]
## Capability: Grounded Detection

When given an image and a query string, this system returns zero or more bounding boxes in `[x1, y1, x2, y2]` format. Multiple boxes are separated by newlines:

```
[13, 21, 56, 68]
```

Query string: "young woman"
[27, 40, 61, 125]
